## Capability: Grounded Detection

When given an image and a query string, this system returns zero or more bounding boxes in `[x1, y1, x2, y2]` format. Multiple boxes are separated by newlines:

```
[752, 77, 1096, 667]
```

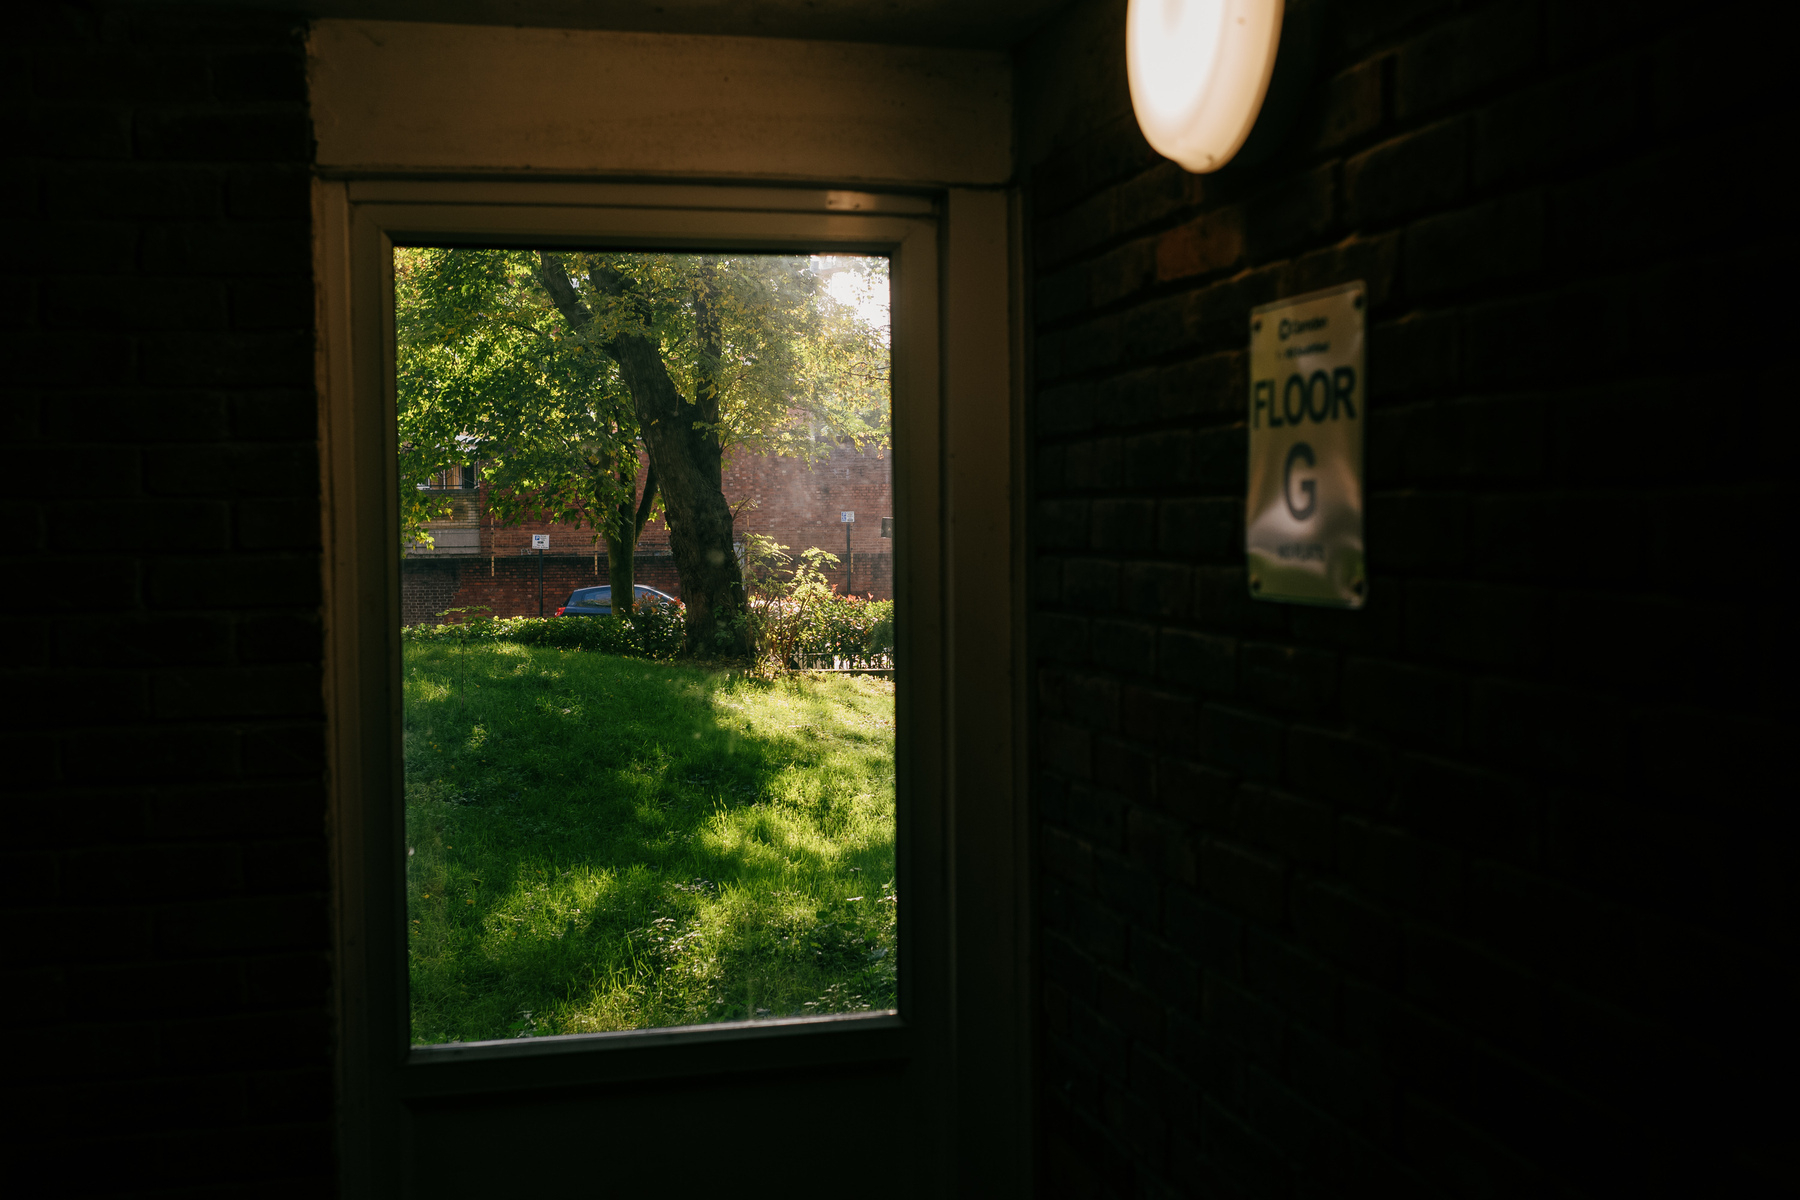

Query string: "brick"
[27, 105, 133, 159]
[1127, 805, 1195, 885]
[1192, 566, 1290, 635]
[1394, 0, 1540, 120]
[1156, 206, 1245, 283]
[1063, 558, 1120, 610]
[1339, 816, 1463, 919]
[1341, 977, 1470, 1100]
[1090, 498, 1155, 553]
[1345, 119, 1469, 230]
[234, 498, 320, 548]
[48, 500, 231, 551]
[237, 612, 321, 665]
[1122, 561, 1190, 619]
[41, 164, 222, 217]
[1288, 231, 1401, 310]
[1036, 498, 1091, 549]
[1157, 496, 1238, 562]
[1198, 704, 1283, 780]
[38, 389, 229, 442]
[1045, 826, 1094, 888]
[41, 268, 228, 332]
[1040, 718, 1094, 781]
[1474, 57, 1641, 189]
[1156, 629, 1235, 696]
[212, 50, 308, 103]
[1244, 926, 1337, 1028]
[1402, 581, 1551, 673]
[1238, 642, 1337, 716]
[134, 110, 311, 162]
[1065, 889, 1128, 968]
[1286, 1024, 1397, 1142]
[1404, 924, 1541, 1048]
[155, 895, 326, 956]
[1367, 309, 1457, 403]
[1090, 618, 1154, 674]
[1312, 56, 1387, 151]
[1243, 165, 1336, 260]
[1199, 838, 1284, 925]
[1235, 785, 1333, 867]
[228, 277, 312, 329]
[1403, 191, 1546, 297]
[239, 721, 326, 777]
[1394, 753, 1534, 860]
[63, 842, 244, 899]
[1291, 879, 1401, 983]
[1341, 658, 1464, 752]
[1063, 436, 1122, 489]
[151, 665, 323, 719]
[1097, 850, 1162, 926]
[140, 333, 312, 388]
[1119, 683, 1196, 752]
[146, 555, 320, 609]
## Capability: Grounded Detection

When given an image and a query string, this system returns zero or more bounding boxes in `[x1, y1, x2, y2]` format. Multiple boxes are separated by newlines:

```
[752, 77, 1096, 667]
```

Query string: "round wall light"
[1126, 0, 1285, 173]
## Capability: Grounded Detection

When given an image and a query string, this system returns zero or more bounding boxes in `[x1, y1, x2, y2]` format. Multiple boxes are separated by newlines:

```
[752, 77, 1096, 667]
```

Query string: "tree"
[396, 248, 889, 654]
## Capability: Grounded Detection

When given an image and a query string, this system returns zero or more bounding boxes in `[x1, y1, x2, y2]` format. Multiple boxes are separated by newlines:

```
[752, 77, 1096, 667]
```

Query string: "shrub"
[736, 537, 894, 672]
[402, 604, 686, 659]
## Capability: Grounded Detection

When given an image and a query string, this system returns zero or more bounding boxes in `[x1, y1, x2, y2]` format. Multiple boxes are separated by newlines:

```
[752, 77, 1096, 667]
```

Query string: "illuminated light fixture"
[1126, 0, 1285, 173]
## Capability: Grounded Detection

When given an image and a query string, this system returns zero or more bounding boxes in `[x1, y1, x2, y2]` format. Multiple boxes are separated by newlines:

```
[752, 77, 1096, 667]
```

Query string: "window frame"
[315, 179, 1027, 1195]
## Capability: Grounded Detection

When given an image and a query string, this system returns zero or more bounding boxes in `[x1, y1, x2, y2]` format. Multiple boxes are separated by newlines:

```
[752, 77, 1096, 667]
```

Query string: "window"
[317, 180, 1022, 1193]
[396, 247, 897, 1042]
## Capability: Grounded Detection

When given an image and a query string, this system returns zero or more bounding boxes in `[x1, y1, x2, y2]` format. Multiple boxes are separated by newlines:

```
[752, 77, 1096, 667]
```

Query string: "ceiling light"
[1126, 0, 1284, 173]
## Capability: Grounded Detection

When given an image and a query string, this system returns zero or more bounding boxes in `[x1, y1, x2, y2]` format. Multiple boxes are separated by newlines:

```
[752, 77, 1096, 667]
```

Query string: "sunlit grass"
[403, 642, 896, 1043]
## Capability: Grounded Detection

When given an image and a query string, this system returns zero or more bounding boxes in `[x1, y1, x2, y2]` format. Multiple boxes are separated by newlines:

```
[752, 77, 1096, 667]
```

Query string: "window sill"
[398, 1010, 907, 1099]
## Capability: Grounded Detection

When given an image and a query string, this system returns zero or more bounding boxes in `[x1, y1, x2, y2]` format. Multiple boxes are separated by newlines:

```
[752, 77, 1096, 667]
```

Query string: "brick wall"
[402, 553, 685, 623]
[4, 5, 332, 1193]
[1019, 1, 1788, 1196]
[413, 441, 895, 601]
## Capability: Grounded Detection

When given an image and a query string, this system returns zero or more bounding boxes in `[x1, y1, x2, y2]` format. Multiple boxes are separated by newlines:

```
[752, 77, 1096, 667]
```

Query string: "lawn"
[403, 641, 897, 1043]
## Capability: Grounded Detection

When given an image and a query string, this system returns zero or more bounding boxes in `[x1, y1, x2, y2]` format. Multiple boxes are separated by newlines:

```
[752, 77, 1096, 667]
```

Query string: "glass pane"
[396, 249, 895, 1042]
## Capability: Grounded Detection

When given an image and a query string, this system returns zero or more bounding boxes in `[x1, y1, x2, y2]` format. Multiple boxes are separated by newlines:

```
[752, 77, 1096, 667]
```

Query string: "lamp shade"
[1126, 0, 1284, 173]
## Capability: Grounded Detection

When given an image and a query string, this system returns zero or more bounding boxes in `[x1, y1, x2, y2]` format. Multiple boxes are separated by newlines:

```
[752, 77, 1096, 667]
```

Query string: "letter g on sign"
[1284, 442, 1317, 521]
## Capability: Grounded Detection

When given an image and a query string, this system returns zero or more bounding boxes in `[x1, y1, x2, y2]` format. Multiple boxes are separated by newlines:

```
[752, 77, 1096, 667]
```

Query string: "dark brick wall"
[1019, 1, 1790, 1196]
[4, 4, 332, 1193]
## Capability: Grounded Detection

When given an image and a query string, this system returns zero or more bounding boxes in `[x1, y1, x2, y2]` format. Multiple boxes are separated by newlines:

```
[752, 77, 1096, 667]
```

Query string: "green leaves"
[394, 248, 891, 555]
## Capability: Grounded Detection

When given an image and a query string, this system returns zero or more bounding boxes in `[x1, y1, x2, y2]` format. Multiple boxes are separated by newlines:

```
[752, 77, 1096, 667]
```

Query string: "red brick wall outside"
[409, 441, 893, 619]
[403, 555, 684, 625]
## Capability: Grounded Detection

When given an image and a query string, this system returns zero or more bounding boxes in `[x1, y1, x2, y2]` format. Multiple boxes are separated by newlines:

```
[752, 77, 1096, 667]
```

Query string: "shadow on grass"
[402, 642, 897, 1043]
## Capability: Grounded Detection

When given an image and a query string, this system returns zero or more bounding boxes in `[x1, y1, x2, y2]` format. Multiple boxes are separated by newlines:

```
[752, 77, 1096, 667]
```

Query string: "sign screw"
[1352, 293, 1364, 309]
[1250, 576, 1262, 592]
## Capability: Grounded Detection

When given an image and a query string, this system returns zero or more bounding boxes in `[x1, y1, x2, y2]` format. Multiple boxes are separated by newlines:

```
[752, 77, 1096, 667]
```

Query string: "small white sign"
[531, 534, 550, 549]
[1246, 281, 1367, 608]
[840, 511, 855, 523]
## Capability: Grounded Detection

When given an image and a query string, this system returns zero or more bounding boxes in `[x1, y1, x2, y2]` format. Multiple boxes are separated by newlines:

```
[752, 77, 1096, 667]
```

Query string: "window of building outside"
[396, 247, 898, 1044]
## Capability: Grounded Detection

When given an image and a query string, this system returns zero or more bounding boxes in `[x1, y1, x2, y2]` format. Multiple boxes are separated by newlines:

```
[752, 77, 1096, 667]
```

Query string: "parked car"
[555, 584, 679, 617]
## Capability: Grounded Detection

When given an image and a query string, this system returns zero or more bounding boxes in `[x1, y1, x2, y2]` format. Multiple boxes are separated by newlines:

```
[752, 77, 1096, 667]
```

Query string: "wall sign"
[1246, 281, 1367, 607]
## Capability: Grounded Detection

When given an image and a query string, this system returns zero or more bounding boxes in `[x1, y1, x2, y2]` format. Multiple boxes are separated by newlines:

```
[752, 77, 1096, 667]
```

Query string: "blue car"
[555, 584, 679, 617]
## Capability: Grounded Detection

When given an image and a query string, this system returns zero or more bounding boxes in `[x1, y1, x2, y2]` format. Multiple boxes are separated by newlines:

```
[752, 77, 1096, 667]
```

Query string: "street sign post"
[532, 534, 549, 616]
[1245, 281, 1367, 608]
[840, 512, 855, 592]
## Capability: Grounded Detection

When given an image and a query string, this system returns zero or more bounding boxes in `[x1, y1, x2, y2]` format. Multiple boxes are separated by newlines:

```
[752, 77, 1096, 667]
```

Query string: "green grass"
[404, 642, 897, 1043]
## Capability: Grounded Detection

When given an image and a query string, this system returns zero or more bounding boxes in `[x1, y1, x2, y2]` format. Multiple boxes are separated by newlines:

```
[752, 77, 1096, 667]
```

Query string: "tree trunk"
[537, 252, 750, 655]
[602, 454, 657, 614]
